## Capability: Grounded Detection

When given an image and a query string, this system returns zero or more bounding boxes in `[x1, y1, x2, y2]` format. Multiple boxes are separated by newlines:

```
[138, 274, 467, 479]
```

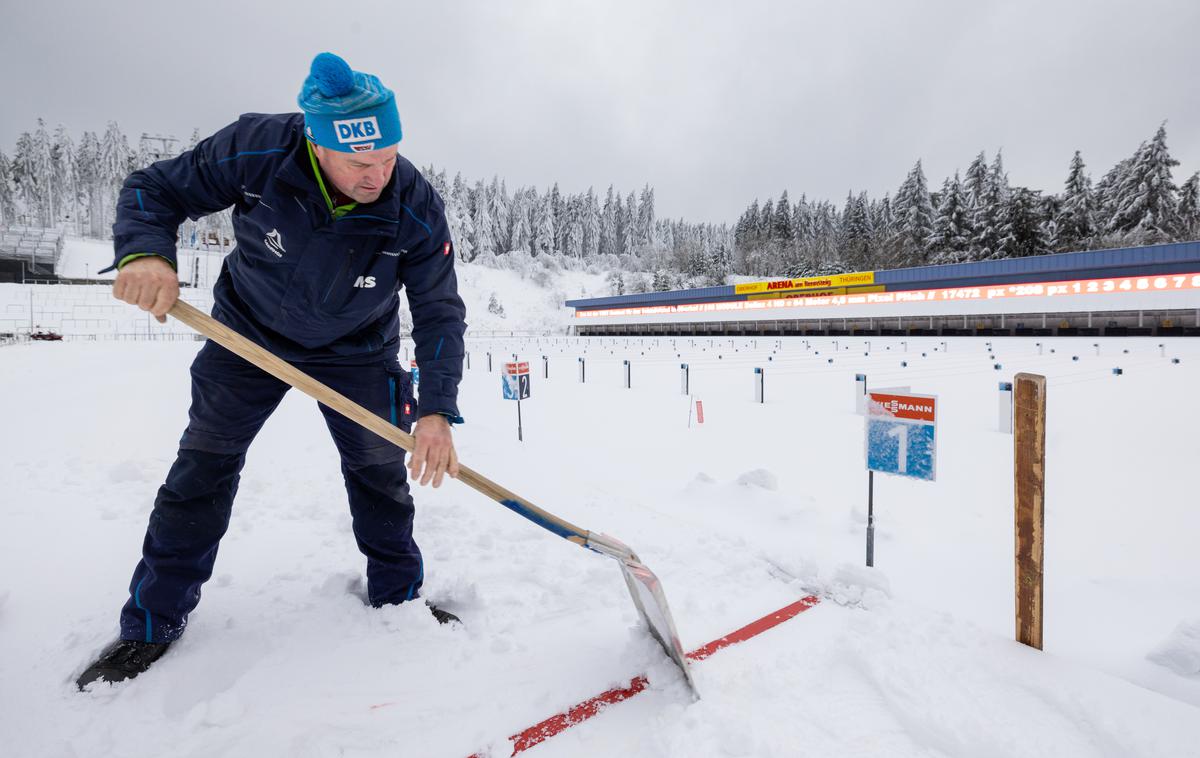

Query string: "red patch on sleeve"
[443, 241, 451, 256]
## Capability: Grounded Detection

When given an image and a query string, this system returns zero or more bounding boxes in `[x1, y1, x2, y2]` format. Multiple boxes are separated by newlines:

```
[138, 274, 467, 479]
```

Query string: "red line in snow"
[467, 595, 821, 757]
[686, 594, 821, 662]
[508, 675, 649, 755]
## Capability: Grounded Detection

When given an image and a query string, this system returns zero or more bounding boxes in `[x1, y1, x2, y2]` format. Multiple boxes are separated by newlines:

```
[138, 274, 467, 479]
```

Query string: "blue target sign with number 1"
[866, 391, 937, 482]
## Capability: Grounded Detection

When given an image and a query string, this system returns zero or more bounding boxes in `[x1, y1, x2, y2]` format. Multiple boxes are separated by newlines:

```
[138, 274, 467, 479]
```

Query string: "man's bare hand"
[113, 256, 179, 323]
[408, 414, 460, 488]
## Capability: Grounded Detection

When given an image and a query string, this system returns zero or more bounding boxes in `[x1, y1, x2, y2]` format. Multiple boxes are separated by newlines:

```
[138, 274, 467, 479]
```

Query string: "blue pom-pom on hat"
[298, 52, 402, 152]
[309, 52, 356, 98]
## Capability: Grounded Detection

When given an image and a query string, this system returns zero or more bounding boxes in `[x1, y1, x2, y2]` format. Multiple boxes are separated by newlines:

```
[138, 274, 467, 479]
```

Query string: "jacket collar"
[274, 136, 405, 238]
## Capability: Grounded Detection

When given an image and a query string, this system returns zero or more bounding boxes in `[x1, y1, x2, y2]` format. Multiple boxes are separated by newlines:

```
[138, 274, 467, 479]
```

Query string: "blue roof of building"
[565, 240, 1200, 311]
[876, 240, 1200, 285]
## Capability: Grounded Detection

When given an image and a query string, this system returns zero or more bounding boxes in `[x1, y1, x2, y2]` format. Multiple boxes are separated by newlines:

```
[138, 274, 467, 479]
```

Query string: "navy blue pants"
[120, 341, 421, 643]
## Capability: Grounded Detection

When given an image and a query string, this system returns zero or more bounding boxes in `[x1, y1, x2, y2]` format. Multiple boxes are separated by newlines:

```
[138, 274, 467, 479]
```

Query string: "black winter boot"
[76, 639, 172, 690]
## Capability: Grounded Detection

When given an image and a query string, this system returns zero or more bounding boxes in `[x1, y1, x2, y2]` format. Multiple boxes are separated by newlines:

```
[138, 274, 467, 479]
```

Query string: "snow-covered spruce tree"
[563, 195, 584, 259]
[790, 195, 810, 247]
[1055, 150, 1095, 251]
[582, 187, 600, 259]
[1039, 193, 1063, 252]
[488, 177, 510, 255]
[789, 196, 818, 274]
[443, 172, 474, 262]
[0, 149, 16, 227]
[654, 219, 674, 263]
[98, 121, 131, 238]
[550, 183, 565, 257]
[470, 179, 495, 259]
[753, 197, 775, 275]
[840, 191, 872, 271]
[599, 186, 619, 258]
[995, 187, 1048, 259]
[621, 190, 638, 258]
[486, 292, 505, 318]
[1092, 157, 1129, 242]
[891, 160, 934, 267]
[964, 152, 989, 208]
[972, 151, 1010, 260]
[707, 240, 732, 284]
[1107, 123, 1180, 244]
[733, 199, 758, 273]
[683, 236, 707, 280]
[51, 125, 79, 231]
[927, 172, 971, 263]
[816, 200, 845, 272]
[32, 120, 57, 226]
[637, 185, 655, 249]
[770, 190, 794, 268]
[9, 133, 33, 226]
[508, 187, 532, 254]
[532, 190, 554, 258]
[1178, 172, 1200, 240]
[605, 270, 625, 295]
[11, 126, 54, 228]
[867, 194, 894, 268]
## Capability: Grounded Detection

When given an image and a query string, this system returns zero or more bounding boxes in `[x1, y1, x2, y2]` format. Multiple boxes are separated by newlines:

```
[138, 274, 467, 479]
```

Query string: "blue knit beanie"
[298, 53, 402, 153]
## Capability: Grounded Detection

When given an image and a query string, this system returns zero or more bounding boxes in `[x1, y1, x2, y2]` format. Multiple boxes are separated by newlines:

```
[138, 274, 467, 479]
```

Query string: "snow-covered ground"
[2, 274, 1200, 756]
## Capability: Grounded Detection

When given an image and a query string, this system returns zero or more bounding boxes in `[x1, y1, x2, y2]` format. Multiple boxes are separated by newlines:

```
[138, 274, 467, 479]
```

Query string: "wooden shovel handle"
[168, 299, 590, 545]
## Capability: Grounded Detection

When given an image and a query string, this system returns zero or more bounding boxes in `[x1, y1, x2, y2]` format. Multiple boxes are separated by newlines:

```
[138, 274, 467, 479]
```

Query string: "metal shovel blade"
[589, 533, 697, 695]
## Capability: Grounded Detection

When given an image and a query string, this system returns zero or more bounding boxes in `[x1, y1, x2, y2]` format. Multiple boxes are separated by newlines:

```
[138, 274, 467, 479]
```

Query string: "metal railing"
[467, 329, 563, 338]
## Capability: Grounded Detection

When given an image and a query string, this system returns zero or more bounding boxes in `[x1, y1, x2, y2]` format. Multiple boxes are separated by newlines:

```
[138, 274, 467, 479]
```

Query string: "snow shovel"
[168, 299, 697, 695]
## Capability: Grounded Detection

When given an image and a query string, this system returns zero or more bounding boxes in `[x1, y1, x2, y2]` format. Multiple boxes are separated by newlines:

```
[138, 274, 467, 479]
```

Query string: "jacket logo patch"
[443, 241, 452, 256]
[353, 275, 377, 289]
[378, 249, 406, 257]
[264, 229, 285, 257]
[333, 116, 380, 144]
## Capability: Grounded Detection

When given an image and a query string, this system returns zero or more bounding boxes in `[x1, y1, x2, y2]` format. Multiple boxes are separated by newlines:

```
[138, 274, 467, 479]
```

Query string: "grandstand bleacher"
[0, 226, 65, 282]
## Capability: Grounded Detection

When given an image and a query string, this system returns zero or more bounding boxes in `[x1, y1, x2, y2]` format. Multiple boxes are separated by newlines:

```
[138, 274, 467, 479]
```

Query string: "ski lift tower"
[140, 133, 179, 162]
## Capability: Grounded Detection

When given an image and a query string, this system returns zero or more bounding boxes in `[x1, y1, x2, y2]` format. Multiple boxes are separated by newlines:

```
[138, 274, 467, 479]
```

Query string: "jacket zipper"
[321, 247, 356, 304]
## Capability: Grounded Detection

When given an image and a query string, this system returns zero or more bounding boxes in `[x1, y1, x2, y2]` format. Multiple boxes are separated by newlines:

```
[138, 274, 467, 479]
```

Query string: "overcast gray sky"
[2, 0, 1197, 223]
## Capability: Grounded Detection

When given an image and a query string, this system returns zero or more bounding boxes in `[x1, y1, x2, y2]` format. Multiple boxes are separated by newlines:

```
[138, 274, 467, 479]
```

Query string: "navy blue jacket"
[110, 112, 467, 419]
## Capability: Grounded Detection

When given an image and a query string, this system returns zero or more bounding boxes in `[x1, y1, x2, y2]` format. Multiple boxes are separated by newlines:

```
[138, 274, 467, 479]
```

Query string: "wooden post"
[1013, 372, 1046, 650]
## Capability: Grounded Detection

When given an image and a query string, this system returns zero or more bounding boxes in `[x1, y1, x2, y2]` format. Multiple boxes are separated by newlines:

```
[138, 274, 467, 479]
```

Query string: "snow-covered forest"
[738, 124, 1199, 278]
[2, 119, 1198, 294]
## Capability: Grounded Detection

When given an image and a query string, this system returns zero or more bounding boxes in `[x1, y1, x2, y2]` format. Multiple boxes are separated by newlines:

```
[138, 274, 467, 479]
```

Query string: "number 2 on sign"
[887, 424, 908, 474]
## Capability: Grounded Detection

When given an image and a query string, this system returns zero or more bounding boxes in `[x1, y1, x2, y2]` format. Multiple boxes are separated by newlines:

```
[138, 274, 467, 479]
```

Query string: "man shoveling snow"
[78, 52, 467, 690]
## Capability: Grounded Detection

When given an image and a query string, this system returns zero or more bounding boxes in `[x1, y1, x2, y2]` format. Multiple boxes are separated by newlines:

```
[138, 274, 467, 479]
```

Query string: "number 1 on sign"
[887, 424, 909, 474]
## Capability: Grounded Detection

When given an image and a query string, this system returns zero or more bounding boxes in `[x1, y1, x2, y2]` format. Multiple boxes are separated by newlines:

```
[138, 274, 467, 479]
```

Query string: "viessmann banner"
[734, 271, 876, 295]
[576, 272, 1200, 318]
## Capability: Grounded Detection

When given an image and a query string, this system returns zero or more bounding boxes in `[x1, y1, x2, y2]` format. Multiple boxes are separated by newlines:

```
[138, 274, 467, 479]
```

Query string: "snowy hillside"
[1, 261, 1200, 757]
